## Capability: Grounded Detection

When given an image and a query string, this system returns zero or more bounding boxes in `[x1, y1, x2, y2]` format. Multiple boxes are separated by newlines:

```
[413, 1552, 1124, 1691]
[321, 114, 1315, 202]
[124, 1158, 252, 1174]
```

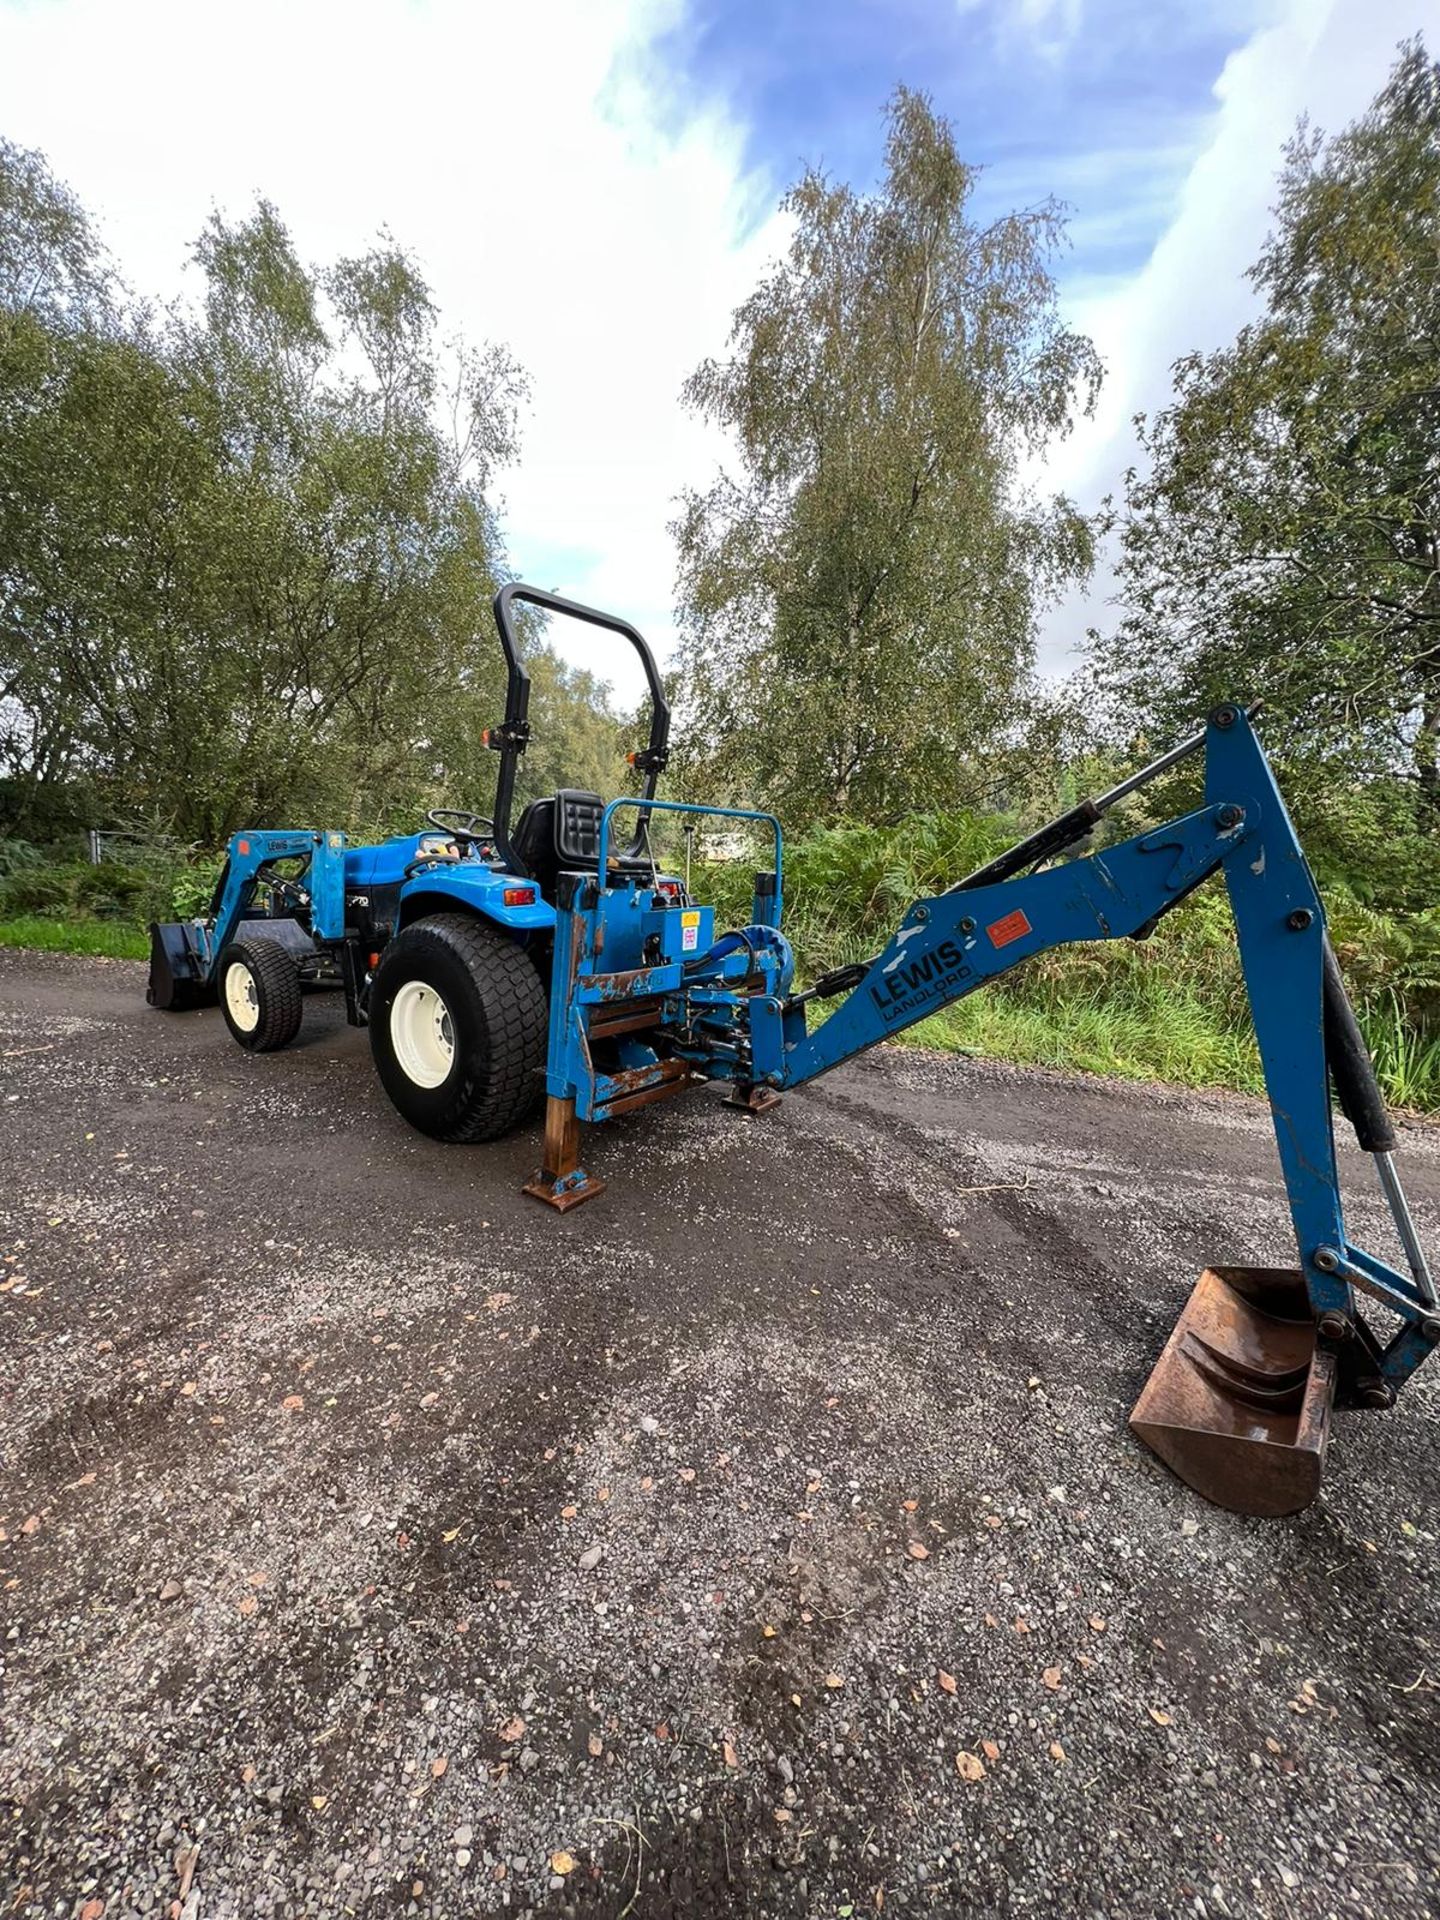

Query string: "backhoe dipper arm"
[763, 705, 1437, 1391]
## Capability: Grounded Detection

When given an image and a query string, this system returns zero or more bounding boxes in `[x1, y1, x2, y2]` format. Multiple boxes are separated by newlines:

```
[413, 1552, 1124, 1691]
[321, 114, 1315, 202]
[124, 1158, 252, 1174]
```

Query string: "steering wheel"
[425, 808, 494, 844]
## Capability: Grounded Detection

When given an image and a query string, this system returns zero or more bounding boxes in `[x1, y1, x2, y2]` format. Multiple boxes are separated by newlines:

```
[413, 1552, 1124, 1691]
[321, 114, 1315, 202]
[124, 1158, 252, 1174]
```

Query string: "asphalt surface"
[3, 946, 1440, 1920]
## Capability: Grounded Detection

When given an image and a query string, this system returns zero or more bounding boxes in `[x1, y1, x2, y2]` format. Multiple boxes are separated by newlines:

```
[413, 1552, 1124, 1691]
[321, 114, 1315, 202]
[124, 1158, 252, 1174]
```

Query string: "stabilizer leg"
[523, 1096, 607, 1212]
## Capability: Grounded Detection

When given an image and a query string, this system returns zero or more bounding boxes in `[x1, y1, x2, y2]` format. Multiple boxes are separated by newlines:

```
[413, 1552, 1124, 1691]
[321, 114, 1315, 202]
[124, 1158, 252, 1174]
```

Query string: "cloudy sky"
[0, 0, 1426, 700]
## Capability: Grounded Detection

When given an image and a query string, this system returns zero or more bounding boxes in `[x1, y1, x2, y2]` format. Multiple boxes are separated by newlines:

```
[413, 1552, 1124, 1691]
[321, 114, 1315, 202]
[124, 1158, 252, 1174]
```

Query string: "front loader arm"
[206, 831, 326, 967]
[147, 828, 330, 1011]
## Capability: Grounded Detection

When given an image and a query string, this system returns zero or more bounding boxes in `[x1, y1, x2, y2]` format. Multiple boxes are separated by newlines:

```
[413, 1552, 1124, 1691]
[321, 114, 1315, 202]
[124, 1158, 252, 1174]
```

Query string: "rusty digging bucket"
[1130, 1267, 1336, 1517]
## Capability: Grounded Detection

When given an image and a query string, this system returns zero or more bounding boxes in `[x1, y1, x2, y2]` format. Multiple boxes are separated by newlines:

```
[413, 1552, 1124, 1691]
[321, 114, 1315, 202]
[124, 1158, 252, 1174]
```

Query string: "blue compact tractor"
[148, 583, 1437, 1516]
[148, 585, 685, 1150]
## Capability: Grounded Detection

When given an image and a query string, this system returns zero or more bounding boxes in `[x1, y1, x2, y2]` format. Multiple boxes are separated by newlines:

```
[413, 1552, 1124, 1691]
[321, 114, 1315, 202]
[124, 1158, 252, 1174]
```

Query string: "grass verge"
[912, 991, 1266, 1095]
[0, 915, 150, 960]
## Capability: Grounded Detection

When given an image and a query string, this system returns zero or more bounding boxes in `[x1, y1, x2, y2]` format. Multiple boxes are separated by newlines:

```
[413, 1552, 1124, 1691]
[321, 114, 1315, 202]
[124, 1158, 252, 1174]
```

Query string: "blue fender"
[397, 867, 556, 935]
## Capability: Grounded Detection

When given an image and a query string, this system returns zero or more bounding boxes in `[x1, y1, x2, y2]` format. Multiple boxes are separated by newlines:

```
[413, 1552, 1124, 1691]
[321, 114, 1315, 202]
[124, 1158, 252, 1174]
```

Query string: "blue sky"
[0, 0, 1428, 690]
[654, 0, 1265, 290]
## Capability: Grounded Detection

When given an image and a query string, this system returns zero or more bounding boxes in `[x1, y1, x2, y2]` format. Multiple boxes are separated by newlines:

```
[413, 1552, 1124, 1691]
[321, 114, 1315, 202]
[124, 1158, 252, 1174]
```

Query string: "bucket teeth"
[1130, 1267, 1335, 1517]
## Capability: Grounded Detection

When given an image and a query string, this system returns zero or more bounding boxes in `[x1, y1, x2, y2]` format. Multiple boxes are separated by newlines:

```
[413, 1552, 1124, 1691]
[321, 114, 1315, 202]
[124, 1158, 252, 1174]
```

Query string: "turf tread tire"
[218, 938, 304, 1052]
[368, 914, 547, 1143]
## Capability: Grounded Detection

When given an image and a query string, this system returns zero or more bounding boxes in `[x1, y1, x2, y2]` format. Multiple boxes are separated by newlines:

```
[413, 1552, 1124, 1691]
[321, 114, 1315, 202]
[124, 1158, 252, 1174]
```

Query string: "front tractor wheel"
[368, 914, 547, 1142]
[217, 938, 303, 1052]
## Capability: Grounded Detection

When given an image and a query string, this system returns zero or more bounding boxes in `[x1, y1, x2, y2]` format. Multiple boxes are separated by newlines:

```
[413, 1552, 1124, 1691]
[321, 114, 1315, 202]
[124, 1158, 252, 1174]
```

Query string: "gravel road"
[3, 946, 1439, 1920]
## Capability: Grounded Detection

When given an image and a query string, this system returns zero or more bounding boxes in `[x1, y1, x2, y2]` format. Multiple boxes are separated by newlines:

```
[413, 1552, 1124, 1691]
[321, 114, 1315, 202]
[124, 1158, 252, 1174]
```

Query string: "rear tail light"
[503, 886, 537, 907]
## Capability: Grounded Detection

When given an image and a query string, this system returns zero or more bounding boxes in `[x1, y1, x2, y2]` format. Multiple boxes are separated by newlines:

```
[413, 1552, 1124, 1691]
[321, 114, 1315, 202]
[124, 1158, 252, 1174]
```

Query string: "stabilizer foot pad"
[522, 1169, 607, 1212]
[723, 1085, 783, 1115]
[525, 1093, 605, 1210]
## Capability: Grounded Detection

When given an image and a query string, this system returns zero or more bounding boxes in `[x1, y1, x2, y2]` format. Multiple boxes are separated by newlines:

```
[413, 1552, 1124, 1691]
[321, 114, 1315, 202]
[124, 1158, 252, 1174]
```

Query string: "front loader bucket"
[146, 921, 215, 1012]
[1130, 1267, 1335, 1517]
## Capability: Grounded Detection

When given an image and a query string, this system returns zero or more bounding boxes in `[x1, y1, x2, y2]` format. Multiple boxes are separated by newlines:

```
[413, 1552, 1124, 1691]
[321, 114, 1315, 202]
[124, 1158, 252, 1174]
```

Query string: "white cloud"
[1035, 0, 1425, 672]
[954, 0, 1086, 61]
[0, 0, 786, 704]
[1013, 0, 1085, 62]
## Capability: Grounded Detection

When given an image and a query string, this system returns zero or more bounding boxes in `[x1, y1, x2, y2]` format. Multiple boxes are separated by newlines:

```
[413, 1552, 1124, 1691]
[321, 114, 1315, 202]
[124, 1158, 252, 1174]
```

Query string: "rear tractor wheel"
[368, 914, 547, 1143]
[217, 937, 304, 1052]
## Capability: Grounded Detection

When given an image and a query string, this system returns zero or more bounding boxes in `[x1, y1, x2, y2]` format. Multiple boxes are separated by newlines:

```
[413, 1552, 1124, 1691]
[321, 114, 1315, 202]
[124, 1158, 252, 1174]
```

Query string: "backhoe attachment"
[529, 705, 1436, 1513]
[789, 702, 1438, 1513]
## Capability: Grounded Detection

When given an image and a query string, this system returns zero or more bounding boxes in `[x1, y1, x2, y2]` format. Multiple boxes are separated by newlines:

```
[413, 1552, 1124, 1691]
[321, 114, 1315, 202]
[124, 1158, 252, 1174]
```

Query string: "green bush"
[0, 836, 47, 878]
[0, 858, 158, 921]
[170, 858, 224, 920]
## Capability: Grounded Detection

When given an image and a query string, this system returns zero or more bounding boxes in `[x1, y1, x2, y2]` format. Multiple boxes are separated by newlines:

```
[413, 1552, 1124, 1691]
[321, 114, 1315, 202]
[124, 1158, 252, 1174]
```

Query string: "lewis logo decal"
[867, 939, 973, 1026]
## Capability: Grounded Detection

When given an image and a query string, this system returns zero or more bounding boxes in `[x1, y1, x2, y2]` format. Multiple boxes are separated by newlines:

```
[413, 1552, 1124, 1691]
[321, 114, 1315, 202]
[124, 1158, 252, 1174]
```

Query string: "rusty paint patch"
[588, 966, 674, 1001]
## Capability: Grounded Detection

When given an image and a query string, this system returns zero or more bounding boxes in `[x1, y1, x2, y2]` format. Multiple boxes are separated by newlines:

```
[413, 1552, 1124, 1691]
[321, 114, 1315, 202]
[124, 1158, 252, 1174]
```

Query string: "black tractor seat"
[510, 789, 656, 896]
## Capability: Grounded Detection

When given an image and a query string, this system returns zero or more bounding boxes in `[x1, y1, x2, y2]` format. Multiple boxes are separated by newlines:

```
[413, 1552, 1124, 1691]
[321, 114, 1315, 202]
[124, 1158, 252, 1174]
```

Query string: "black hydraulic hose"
[951, 799, 1105, 893]
[787, 959, 870, 1010]
[796, 732, 1204, 997]
[1320, 937, 1435, 1303]
[950, 717, 1225, 895]
[685, 927, 766, 994]
[1322, 937, 1396, 1154]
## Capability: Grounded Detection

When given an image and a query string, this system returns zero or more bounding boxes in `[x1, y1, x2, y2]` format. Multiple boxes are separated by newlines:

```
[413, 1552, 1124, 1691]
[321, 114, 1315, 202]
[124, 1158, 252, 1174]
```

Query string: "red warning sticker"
[986, 908, 1033, 949]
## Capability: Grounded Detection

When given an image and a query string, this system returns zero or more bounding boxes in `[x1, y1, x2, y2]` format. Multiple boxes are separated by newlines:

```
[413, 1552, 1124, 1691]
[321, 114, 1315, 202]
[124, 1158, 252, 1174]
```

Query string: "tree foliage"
[0, 141, 617, 844]
[673, 88, 1100, 825]
[1093, 39, 1440, 887]
[0, 135, 109, 323]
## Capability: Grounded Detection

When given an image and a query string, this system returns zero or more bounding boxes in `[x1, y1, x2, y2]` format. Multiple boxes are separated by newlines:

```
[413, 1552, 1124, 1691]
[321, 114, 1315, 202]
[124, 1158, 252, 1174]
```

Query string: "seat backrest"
[511, 790, 605, 892]
[553, 790, 605, 867]
[510, 788, 653, 892]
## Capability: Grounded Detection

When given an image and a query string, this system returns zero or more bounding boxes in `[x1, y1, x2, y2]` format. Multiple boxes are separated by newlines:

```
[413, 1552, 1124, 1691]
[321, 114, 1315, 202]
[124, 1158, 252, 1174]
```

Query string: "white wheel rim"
[224, 958, 260, 1034]
[390, 980, 455, 1089]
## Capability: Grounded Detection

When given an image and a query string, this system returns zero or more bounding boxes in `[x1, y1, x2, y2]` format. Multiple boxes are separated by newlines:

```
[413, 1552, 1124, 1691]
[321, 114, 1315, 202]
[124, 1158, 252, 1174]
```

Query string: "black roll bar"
[489, 583, 672, 873]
